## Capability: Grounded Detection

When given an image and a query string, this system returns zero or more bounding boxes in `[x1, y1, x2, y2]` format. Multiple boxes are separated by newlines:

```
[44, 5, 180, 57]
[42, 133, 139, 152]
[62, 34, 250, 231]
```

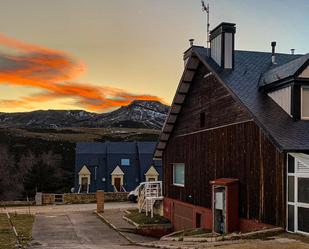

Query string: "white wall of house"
[268, 86, 292, 116]
[299, 66, 309, 78]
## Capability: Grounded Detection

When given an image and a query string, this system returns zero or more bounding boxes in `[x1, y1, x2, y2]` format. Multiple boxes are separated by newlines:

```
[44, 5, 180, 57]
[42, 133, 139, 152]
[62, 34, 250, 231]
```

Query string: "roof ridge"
[235, 49, 305, 56]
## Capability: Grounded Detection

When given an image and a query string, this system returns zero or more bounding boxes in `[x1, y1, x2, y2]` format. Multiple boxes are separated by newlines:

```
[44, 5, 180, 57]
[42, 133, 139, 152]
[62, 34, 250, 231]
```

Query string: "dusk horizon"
[0, 0, 308, 113]
[1, 1, 309, 246]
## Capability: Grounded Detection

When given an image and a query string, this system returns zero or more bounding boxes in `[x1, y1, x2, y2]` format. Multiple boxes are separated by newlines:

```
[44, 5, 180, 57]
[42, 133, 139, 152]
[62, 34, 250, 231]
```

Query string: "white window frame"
[287, 154, 309, 235]
[301, 86, 309, 120]
[173, 163, 185, 187]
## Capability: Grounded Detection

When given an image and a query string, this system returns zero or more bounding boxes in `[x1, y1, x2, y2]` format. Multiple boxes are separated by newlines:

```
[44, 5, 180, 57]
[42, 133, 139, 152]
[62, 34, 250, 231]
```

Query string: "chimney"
[189, 39, 194, 47]
[210, 22, 236, 69]
[271, 41, 276, 64]
[291, 48, 295, 55]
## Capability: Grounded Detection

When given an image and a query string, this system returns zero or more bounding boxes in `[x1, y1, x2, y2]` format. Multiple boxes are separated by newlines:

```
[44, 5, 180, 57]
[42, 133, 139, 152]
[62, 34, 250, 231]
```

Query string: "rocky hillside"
[0, 100, 169, 130]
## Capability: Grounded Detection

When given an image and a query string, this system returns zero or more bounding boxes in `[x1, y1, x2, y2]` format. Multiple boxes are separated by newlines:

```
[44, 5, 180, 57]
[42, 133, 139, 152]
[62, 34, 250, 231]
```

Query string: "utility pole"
[201, 1, 210, 53]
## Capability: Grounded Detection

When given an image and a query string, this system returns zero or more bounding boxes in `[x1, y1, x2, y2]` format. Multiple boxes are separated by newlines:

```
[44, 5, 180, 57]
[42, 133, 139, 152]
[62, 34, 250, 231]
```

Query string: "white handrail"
[137, 181, 163, 217]
[121, 185, 127, 192]
[113, 185, 118, 192]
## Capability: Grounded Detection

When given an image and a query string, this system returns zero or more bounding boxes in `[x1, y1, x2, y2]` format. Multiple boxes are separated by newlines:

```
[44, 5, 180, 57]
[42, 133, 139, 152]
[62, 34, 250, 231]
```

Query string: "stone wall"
[42, 193, 55, 205]
[40, 192, 128, 205]
[105, 192, 128, 202]
[64, 193, 96, 204]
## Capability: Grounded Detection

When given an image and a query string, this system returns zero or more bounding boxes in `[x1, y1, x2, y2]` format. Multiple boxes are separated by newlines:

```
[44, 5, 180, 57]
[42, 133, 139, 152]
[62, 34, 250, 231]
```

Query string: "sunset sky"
[0, 0, 308, 113]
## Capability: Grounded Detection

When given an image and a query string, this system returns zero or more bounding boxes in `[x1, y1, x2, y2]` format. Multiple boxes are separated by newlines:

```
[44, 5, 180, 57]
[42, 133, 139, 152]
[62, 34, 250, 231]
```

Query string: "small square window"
[173, 163, 185, 186]
[200, 112, 206, 128]
[121, 159, 130, 166]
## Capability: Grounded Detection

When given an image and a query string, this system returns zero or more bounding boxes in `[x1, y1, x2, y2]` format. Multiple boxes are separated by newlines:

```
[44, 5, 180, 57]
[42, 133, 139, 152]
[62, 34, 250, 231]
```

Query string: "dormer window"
[301, 87, 309, 120]
[260, 53, 309, 121]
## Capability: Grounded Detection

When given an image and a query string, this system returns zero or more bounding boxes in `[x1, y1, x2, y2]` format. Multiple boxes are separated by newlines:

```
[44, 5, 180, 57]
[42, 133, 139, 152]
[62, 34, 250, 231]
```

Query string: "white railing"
[77, 184, 89, 193]
[113, 185, 118, 192]
[137, 181, 163, 218]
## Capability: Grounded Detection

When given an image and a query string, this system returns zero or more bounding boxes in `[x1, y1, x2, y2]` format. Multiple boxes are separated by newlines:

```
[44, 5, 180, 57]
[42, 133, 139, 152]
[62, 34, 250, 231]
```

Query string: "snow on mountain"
[0, 100, 169, 130]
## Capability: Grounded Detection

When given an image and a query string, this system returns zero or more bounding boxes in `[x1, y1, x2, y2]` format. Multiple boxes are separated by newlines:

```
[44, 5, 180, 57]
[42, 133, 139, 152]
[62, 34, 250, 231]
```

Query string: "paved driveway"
[30, 211, 148, 249]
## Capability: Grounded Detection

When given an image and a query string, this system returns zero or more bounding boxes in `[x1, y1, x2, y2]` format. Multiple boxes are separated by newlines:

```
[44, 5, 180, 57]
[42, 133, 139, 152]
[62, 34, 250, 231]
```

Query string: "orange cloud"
[0, 33, 163, 111]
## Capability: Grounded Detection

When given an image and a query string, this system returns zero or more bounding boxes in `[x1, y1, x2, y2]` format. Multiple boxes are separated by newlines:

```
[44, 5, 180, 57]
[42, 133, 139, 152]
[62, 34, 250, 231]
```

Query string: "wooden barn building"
[154, 22, 309, 235]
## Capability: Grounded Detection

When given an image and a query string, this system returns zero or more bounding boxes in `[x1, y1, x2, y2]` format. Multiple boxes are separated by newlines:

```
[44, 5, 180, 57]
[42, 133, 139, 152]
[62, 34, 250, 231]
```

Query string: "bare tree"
[0, 144, 18, 200]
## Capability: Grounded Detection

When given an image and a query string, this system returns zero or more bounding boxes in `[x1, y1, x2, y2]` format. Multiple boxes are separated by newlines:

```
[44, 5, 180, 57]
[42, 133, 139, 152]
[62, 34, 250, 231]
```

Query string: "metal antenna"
[201, 1, 210, 52]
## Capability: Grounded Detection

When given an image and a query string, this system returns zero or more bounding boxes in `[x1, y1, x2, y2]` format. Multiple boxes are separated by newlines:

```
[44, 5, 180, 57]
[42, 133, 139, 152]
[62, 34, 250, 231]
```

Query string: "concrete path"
[99, 209, 158, 244]
[30, 211, 149, 249]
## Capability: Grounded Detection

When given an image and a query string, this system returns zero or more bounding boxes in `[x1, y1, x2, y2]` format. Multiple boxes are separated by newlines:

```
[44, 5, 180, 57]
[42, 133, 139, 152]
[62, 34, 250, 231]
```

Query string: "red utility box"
[210, 178, 239, 234]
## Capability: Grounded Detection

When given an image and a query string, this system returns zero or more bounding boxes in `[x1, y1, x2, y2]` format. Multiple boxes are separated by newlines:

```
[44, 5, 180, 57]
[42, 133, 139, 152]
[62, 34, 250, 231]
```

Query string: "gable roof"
[136, 142, 157, 154]
[106, 142, 136, 154]
[77, 142, 158, 155]
[78, 165, 91, 175]
[154, 47, 309, 159]
[145, 165, 159, 176]
[76, 142, 107, 154]
[260, 53, 309, 87]
[110, 165, 124, 175]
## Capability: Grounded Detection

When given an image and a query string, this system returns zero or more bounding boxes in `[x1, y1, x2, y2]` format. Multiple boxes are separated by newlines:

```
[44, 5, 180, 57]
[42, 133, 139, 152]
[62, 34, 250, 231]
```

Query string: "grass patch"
[0, 213, 34, 249]
[125, 209, 170, 225]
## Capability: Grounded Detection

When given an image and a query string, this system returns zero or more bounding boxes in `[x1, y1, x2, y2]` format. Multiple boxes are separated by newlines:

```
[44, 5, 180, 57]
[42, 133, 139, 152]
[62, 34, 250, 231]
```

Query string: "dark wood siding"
[172, 64, 250, 136]
[163, 64, 286, 227]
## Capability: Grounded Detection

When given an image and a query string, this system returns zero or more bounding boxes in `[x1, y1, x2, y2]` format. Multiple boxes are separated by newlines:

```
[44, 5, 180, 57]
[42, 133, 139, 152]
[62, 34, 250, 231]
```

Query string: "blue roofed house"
[75, 142, 162, 193]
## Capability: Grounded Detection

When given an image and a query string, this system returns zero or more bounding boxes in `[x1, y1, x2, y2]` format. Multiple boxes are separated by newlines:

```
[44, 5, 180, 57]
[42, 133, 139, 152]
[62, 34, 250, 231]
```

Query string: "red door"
[81, 177, 88, 193]
[114, 177, 121, 192]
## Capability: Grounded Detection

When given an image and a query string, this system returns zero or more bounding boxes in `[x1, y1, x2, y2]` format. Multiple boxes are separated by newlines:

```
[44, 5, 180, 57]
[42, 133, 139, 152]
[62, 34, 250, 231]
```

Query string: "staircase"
[113, 185, 127, 192]
[138, 181, 163, 218]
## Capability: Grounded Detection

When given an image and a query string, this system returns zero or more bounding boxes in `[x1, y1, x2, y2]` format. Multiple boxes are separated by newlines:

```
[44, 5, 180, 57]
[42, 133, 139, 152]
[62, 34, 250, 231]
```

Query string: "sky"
[0, 0, 308, 113]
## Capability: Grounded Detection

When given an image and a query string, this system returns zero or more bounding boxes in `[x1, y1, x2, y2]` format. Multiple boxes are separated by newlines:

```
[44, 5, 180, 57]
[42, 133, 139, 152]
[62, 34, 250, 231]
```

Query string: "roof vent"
[271, 41, 277, 64]
[210, 22, 236, 69]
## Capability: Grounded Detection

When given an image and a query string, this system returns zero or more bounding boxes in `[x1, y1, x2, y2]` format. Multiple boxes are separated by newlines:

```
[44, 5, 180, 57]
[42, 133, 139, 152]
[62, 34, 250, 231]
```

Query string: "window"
[288, 155, 295, 173]
[298, 178, 309, 204]
[173, 163, 185, 186]
[301, 87, 309, 119]
[200, 112, 206, 128]
[298, 207, 309, 233]
[288, 176, 295, 202]
[288, 205, 295, 232]
[287, 153, 309, 235]
[121, 159, 130, 166]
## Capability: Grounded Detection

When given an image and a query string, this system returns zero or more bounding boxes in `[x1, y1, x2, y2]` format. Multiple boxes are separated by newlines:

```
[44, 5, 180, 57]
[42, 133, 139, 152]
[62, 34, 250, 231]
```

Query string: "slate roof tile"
[194, 47, 309, 151]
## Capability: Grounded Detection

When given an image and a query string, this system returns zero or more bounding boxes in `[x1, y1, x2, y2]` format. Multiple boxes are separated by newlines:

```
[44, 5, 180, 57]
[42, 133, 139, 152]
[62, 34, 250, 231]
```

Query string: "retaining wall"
[41, 192, 128, 205]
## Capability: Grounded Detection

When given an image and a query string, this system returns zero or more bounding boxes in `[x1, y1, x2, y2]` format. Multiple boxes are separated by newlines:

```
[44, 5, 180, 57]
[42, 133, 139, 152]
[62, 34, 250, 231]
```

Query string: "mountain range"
[0, 100, 169, 130]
